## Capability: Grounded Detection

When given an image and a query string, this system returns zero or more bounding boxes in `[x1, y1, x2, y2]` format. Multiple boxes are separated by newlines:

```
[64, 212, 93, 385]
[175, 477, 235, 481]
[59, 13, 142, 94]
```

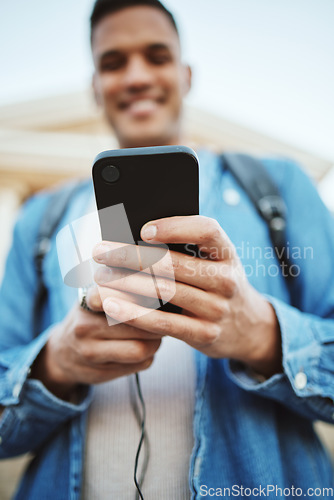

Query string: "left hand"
[93, 216, 282, 378]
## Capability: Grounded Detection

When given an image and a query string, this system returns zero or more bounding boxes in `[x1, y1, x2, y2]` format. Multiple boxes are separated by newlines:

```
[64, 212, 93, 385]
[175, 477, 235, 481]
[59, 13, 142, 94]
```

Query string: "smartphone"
[92, 145, 199, 313]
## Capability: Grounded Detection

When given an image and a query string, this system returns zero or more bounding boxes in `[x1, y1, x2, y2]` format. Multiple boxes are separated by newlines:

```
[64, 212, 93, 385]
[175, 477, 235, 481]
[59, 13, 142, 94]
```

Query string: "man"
[0, 1, 333, 499]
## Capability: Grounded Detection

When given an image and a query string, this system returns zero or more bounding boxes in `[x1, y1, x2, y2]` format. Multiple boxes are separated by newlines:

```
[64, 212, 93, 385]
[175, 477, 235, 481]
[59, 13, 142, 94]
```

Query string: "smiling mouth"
[120, 98, 164, 118]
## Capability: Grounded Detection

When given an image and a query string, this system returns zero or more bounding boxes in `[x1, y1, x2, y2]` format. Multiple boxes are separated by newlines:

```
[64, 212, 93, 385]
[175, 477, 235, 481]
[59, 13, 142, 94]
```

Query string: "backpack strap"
[33, 181, 85, 336]
[222, 153, 295, 290]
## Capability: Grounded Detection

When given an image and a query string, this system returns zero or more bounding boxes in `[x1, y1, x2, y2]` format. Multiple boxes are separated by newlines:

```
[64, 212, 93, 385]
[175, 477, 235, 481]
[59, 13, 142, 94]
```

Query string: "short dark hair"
[90, 0, 179, 42]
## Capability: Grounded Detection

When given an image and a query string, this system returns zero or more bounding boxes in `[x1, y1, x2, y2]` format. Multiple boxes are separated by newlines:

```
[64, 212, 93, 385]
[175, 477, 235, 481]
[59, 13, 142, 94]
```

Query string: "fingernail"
[95, 266, 113, 285]
[104, 298, 120, 315]
[142, 224, 157, 240]
[93, 244, 110, 261]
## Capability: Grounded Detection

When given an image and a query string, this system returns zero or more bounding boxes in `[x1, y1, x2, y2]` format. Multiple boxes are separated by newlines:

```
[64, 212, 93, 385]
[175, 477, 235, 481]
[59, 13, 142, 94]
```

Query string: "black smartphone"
[92, 145, 199, 313]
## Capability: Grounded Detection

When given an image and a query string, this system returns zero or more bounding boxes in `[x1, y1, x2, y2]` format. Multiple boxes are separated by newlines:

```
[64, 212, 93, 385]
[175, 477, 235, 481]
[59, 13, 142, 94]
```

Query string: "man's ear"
[92, 73, 103, 107]
[182, 64, 192, 96]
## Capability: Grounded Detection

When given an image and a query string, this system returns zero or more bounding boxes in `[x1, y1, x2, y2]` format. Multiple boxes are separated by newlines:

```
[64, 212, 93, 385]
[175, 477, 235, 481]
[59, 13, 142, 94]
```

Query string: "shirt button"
[294, 371, 307, 390]
[13, 383, 21, 398]
[223, 188, 240, 206]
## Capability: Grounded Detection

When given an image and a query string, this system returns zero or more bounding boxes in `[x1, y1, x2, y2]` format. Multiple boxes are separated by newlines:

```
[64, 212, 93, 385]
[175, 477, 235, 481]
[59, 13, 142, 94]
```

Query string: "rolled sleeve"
[0, 326, 92, 458]
[226, 296, 334, 424]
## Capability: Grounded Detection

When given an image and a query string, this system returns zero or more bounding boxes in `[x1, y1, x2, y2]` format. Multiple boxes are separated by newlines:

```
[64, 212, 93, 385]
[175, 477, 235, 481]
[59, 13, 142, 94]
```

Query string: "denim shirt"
[0, 150, 334, 499]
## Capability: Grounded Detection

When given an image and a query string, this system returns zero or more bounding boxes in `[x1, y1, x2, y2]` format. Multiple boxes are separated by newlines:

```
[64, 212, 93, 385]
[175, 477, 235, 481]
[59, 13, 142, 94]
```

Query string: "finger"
[102, 296, 220, 348]
[141, 216, 236, 260]
[74, 357, 155, 385]
[94, 248, 238, 294]
[95, 265, 175, 304]
[86, 285, 142, 312]
[77, 338, 161, 365]
[86, 286, 103, 312]
[93, 242, 173, 278]
[74, 308, 166, 340]
[95, 265, 232, 319]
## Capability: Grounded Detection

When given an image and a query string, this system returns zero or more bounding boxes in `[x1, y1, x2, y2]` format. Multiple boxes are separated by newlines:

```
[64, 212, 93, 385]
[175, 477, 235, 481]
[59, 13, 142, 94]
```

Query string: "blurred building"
[0, 89, 333, 277]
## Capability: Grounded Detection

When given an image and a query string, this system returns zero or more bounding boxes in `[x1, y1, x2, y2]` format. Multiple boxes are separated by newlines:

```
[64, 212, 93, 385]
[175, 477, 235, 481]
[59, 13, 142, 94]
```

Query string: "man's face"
[91, 6, 191, 148]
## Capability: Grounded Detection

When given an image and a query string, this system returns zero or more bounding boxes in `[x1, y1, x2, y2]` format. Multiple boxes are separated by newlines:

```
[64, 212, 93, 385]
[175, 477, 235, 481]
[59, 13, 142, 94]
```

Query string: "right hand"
[30, 287, 162, 400]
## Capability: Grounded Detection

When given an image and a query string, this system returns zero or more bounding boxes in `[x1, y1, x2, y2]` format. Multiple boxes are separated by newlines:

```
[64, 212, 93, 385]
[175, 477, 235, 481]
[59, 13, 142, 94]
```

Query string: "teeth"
[129, 100, 157, 112]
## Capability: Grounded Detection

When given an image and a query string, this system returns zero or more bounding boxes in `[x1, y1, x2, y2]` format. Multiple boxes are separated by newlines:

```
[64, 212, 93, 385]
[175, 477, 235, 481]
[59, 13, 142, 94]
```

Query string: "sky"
[0, 0, 333, 162]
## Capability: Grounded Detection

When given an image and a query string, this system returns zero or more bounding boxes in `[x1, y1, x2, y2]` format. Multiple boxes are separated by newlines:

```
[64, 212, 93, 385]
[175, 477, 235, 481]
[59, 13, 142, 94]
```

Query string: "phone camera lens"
[101, 165, 120, 183]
